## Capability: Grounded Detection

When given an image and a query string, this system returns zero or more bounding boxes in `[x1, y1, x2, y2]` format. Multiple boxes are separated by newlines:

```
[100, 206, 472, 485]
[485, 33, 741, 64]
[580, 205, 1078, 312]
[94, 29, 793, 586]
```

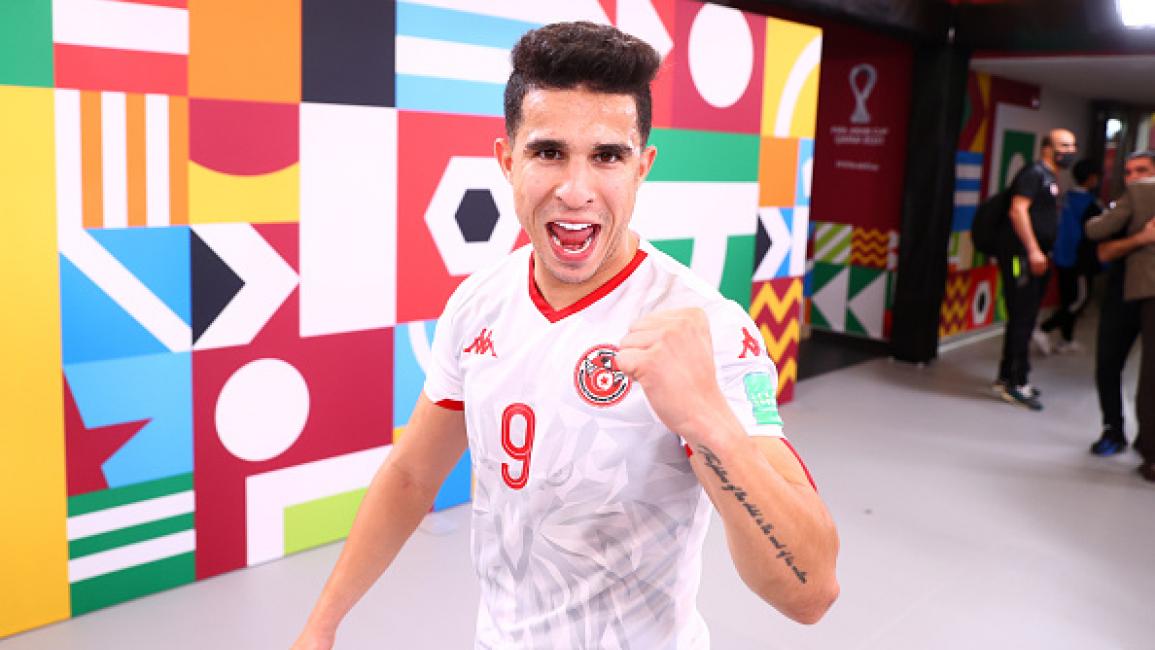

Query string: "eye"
[594, 151, 622, 164]
[534, 149, 563, 161]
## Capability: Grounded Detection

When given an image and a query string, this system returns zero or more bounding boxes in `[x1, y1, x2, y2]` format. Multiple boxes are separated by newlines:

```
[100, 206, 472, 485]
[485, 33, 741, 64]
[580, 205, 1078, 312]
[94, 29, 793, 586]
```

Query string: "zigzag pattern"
[939, 273, 971, 337]
[750, 277, 803, 324]
[850, 228, 890, 269]
[759, 320, 800, 364]
[750, 278, 801, 404]
[776, 358, 798, 402]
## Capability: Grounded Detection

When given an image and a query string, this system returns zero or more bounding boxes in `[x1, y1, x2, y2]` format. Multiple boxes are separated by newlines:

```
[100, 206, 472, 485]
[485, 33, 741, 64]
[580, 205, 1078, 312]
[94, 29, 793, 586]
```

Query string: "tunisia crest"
[574, 344, 631, 407]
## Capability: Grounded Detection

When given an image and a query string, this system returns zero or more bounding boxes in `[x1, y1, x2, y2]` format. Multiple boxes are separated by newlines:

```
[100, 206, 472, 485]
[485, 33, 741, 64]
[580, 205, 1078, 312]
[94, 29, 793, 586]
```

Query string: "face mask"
[1055, 152, 1076, 169]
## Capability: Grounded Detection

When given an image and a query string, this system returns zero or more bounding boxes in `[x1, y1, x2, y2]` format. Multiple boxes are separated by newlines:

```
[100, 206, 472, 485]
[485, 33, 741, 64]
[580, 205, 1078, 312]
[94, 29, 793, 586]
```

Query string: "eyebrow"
[524, 138, 567, 153]
[592, 143, 634, 159]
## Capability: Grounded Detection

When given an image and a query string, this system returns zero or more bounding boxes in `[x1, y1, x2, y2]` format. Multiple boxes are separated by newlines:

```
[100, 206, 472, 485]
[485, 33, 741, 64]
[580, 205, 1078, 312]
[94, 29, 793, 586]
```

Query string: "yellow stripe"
[776, 359, 798, 396]
[760, 320, 800, 363]
[188, 161, 300, 224]
[0, 86, 71, 636]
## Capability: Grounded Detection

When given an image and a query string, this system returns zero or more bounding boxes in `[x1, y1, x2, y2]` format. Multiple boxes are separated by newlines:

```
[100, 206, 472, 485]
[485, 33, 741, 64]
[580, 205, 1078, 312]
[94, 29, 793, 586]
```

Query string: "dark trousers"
[997, 252, 1050, 386]
[1138, 300, 1155, 463]
[1095, 273, 1139, 434]
[1041, 266, 1091, 341]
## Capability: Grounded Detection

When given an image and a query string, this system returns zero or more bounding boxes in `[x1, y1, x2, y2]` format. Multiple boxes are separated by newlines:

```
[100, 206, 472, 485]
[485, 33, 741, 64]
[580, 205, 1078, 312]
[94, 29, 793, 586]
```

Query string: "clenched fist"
[616, 308, 732, 446]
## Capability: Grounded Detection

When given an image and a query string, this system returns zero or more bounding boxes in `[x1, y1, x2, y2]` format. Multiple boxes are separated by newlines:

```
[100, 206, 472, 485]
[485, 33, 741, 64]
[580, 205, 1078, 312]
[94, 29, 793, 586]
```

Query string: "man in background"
[993, 128, 1078, 410]
[1087, 151, 1155, 460]
[1038, 159, 1103, 353]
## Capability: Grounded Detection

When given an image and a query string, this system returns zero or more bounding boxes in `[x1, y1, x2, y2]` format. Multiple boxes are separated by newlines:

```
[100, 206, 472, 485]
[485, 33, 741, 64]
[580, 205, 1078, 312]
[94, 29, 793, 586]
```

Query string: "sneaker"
[1054, 340, 1083, 354]
[996, 383, 1043, 411]
[991, 380, 1041, 399]
[1091, 431, 1127, 456]
[1031, 328, 1053, 355]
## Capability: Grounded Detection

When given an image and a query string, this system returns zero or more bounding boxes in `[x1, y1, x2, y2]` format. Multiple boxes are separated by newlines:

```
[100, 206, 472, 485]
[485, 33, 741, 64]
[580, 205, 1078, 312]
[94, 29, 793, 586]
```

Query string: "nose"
[554, 159, 596, 209]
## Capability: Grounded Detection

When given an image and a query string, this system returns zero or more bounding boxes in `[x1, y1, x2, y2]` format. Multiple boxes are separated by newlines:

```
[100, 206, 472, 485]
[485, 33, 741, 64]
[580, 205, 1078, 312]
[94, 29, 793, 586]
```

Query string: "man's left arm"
[617, 309, 840, 624]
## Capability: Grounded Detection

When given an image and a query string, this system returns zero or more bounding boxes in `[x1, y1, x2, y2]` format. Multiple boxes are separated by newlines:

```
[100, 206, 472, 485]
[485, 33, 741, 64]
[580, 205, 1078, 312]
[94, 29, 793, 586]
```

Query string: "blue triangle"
[61, 256, 168, 364]
[89, 228, 191, 326]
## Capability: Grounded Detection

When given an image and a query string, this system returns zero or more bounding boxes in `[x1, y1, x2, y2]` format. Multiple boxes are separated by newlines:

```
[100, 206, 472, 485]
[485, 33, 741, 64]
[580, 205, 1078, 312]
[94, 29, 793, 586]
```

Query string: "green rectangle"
[283, 488, 368, 556]
[68, 474, 193, 517]
[70, 552, 195, 616]
[719, 234, 755, 308]
[647, 129, 760, 182]
[69, 513, 195, 560]
[650, 238, 695, 267]
[0, 0, 53, 87]
[743, 372, 783, 426]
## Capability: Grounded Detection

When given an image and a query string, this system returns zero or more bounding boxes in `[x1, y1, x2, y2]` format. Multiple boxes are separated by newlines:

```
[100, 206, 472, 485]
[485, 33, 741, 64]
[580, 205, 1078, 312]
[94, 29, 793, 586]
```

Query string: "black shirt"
[1006, 161, 1060, 253]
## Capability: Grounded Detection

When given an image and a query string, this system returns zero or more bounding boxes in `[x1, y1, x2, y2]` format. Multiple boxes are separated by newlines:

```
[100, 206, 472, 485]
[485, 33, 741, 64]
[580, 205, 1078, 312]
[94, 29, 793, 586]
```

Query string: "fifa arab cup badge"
[575, 345, 631, 407]
[848, 63, 877, 125]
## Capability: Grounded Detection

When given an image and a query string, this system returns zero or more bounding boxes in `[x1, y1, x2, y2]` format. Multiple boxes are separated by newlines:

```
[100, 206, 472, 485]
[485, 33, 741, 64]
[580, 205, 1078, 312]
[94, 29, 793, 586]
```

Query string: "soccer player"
[293, 22, 840, 649]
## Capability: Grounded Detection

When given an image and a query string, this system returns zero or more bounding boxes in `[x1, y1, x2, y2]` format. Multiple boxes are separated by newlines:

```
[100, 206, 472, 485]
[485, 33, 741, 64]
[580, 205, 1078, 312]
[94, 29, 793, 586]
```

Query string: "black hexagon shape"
[455, 189, 500, 243]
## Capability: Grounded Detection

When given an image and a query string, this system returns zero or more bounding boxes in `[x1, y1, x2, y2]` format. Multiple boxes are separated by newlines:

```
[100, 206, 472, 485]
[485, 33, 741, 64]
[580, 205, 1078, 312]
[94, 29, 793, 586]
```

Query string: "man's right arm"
[1086, 191, 1134, 242]
[293, 394, 468, 649]
[1097, 216, 1155, 263]
[1008, 194, 1047, 276]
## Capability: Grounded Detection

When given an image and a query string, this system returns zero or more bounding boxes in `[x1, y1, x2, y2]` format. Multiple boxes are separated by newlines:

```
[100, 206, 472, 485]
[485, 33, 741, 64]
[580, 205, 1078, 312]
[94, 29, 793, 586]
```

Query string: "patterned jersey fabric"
[423, 239, 785, 649]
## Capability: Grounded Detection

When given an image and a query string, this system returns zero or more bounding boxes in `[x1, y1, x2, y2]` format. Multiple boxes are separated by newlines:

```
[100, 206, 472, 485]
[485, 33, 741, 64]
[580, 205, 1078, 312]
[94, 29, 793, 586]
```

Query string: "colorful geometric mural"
[0, 2, 822, 636]
[750, 278, 803, 402]
[939, 71, 1040, 338]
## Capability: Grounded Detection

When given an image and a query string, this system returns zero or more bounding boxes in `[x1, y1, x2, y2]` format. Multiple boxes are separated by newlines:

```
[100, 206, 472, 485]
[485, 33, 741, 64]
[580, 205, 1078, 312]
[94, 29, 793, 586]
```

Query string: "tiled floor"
[4, 321, 1153, 649]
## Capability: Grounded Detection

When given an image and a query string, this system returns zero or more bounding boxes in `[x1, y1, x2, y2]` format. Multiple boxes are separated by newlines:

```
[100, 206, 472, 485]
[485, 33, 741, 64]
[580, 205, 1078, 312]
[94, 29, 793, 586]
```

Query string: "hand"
[1028, 250, 1048, 276]
[1136, 217, 1155, 246]
[616, 308, 730, 446]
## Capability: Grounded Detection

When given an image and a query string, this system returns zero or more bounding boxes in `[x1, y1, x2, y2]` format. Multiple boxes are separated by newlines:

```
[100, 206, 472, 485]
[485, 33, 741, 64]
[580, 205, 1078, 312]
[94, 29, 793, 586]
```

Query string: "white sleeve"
[421, 285, 468, 406]
[710, 304, 786, 439]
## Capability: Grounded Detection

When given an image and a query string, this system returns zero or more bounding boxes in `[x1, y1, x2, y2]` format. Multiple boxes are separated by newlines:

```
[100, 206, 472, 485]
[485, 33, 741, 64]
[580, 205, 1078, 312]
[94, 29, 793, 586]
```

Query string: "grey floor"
[4, 319, 1154, 649]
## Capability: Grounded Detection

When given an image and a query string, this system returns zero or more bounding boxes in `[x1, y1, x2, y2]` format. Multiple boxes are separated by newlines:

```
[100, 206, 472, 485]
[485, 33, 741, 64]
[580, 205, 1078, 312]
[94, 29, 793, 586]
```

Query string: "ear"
[636, 144, 658, 184]
[495, 136, 514, 181]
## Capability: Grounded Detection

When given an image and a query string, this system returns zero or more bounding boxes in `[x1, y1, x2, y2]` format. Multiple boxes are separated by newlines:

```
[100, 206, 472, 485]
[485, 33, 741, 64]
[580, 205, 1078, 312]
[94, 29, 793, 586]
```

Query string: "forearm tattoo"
[697, 445, 808, 584]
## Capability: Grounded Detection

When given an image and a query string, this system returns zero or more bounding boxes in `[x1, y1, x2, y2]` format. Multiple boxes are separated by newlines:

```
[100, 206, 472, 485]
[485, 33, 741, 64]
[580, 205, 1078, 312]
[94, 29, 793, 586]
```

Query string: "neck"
[533, 232, 639, 310]
[1042, 155, 1057, 173]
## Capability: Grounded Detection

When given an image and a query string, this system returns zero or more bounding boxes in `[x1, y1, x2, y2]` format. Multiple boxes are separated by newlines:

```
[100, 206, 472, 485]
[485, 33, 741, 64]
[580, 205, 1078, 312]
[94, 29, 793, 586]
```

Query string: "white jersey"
[423, 239, 787, 650]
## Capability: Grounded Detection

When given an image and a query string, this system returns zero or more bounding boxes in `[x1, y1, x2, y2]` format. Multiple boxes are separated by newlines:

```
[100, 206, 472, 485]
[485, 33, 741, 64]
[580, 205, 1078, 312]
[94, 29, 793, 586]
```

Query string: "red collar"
[528, 248, 648, 323]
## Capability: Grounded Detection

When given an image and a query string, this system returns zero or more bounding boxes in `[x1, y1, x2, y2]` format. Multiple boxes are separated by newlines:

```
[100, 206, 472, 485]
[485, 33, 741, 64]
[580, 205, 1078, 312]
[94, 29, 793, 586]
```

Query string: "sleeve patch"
[743, 371, 783, 426]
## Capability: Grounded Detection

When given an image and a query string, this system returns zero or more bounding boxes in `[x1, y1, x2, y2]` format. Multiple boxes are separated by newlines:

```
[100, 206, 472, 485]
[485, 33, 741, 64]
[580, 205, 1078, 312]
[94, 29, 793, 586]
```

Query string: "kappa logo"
[463, 328, 497, 357]
[739, 328, 763, 359]
[574, 345, 630, 407]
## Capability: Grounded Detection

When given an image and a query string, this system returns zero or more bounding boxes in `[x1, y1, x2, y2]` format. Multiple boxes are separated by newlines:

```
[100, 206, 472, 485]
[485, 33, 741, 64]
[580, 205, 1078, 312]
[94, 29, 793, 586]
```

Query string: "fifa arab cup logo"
[574, 345, 631, 407]
[848, 63, 878, 125]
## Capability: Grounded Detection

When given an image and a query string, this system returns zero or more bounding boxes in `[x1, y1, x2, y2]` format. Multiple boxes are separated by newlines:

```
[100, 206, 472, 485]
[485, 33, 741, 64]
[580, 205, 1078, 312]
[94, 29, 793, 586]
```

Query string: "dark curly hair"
[504, 22, 661, 144]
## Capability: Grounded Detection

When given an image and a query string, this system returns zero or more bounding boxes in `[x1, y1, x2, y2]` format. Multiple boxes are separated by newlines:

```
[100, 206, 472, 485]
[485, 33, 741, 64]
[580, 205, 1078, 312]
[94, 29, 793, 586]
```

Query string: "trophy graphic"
[848, 63, 878, 125]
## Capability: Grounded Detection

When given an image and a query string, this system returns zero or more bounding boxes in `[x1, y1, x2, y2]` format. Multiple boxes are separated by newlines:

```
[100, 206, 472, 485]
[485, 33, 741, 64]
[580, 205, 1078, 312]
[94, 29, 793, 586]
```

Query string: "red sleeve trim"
[434, 399, 464, 411]
[780, 438, 817, 491]
[683, 443, 694, 458]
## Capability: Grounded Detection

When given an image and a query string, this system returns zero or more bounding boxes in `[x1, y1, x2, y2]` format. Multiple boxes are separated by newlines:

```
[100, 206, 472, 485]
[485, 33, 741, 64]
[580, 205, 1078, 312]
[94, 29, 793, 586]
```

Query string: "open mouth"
[547, 221, 600, 259]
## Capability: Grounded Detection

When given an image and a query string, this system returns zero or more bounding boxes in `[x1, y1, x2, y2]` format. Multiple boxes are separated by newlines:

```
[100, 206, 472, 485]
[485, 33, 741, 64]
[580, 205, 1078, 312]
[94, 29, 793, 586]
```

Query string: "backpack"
[971, 188, 1012, 256]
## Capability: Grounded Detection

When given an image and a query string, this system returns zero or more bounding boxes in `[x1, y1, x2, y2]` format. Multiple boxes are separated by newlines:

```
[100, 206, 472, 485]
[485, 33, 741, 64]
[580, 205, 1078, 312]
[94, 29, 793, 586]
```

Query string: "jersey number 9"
[501, 403, 536, 490]
[494, 404, 533, 491]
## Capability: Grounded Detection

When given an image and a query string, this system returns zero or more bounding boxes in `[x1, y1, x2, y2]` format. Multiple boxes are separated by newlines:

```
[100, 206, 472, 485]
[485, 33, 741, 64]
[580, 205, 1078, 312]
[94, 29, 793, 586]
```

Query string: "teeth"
[555, 222, 592, 231]
[550, 232, 594, 254]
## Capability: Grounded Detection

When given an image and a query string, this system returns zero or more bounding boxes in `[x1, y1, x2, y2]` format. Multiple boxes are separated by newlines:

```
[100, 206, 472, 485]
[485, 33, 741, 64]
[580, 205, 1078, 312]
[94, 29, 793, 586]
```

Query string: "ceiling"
[971, 54, 1155, 107]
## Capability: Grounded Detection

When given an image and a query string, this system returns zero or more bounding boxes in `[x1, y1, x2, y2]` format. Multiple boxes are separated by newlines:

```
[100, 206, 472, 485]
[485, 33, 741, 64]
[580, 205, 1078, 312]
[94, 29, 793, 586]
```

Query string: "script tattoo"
[697, 445, 808, 584]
